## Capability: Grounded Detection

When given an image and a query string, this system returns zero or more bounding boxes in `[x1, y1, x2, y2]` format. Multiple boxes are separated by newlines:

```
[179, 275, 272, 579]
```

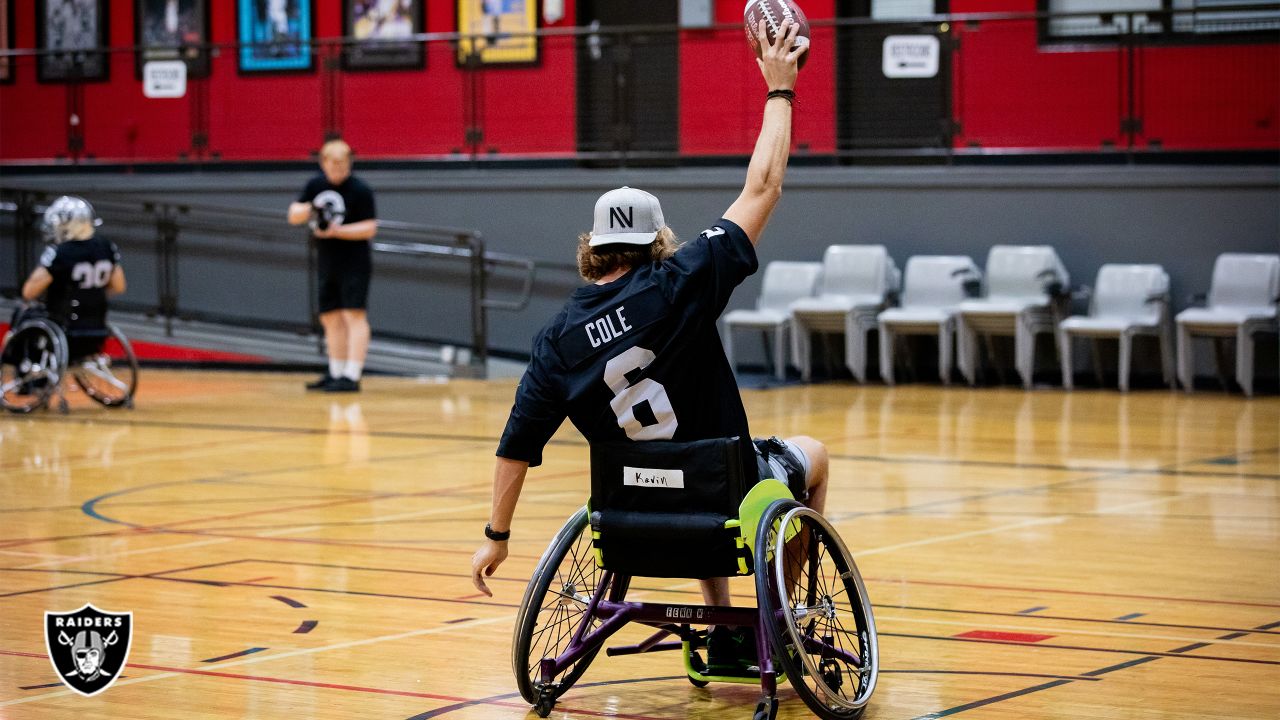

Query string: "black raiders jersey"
[39, 237, 122, 330]
[497, 217, 760, 477]
[297, 173, 377, 244]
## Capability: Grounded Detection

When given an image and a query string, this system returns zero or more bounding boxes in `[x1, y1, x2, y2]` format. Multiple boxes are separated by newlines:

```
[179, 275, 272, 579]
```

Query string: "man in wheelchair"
[5, 195, 127, 393]
[471, 20, 825, 679]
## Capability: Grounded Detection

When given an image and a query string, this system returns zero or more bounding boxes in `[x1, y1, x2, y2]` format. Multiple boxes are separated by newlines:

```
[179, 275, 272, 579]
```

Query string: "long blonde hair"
[576, 227, 681, 282]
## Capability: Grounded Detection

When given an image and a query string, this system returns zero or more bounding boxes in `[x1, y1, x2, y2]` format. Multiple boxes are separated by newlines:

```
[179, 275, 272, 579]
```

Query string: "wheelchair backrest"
[589, 437, 755, 580]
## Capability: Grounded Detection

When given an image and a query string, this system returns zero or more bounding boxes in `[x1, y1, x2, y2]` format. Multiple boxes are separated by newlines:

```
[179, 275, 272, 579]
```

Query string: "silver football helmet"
[41, 195, 102, 244]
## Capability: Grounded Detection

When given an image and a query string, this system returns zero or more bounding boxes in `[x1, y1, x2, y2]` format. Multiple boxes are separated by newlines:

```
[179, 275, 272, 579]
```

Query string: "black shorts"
[754, 436, 811, 502]
[317, 240, 372, 313]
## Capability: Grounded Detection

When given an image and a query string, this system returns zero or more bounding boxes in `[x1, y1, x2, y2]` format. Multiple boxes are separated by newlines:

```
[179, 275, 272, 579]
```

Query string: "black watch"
[484, 523, 511, 542]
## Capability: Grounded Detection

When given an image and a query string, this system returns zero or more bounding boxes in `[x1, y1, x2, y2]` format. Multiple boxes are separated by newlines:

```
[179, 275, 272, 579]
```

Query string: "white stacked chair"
[1057, 264, 1174, 392]
[877, 255, 982, 385]
[1175, 253, 1280, 397]
[789, 245, 899, 383]
[956, 245, 1070, 389]
[721, 261, 823, 381]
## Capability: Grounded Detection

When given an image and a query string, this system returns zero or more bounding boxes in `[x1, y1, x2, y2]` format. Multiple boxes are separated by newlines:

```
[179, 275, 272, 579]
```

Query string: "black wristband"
[767, 88, 795, 105]
[484, 523, 511, 542]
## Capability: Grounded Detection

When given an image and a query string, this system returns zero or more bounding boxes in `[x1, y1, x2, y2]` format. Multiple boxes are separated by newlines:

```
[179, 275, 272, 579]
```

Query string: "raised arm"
[723, 19, 807, 246]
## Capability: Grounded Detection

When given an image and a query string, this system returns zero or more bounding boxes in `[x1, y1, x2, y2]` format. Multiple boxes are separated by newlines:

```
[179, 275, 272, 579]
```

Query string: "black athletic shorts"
[754, 436, 811, 502]
[317, 239, 372, 313]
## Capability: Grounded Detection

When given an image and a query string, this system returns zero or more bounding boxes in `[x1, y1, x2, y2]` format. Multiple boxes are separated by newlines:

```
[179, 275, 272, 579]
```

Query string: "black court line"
[882, 631, 1280, 667]
[403, 675, 683, 720]
[1017, 606, 1048, 614]
[208, 559, 1280, 633]
[0, 492, 371, 516]
[908, 617, 1280, 718]
[202, 647, 268, 663]
[1079, 656, 1160, 676]
[17, 414, 575, 448]
[271, 595, 307, 608]
[0, 560, 249, 599]
[146, 576, 524, 610]
[827, 451, 1280, 480]
[292, 620, 318, 634]
[882, 603, 1280, 635]
[20, 681, 68, 690]
[19, 414, 1277, 480]
[913, 679, 1075, 719]
[882, 669, 1101, 681]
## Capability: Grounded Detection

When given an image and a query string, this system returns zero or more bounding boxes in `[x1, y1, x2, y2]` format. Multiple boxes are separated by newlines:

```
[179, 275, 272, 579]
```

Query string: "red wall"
[680, 0, 837, 156]
[1, 0, 1275, 163]
[0, 0, 580, 162]
[950, 0, 1280, 150]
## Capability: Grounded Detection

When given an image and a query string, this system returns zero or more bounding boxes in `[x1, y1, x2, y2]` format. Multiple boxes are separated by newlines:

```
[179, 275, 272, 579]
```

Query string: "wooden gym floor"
[1, 370, 1277, 719]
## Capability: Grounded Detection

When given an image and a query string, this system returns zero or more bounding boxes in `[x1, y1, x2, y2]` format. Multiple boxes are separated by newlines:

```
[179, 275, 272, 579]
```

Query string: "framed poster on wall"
[0, 0, 13, 83]
[36, 0, 110, 82]
[456, 0, 539, 67]
[237, 0, 314, 73]
[343, 0, 425, 70]
[135, 0, 211, 79]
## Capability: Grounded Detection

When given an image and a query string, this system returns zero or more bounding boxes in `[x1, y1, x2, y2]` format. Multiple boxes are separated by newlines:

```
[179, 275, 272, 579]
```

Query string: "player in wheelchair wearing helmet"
[5, 196, 127, 394]
[471, 19, 820, 679]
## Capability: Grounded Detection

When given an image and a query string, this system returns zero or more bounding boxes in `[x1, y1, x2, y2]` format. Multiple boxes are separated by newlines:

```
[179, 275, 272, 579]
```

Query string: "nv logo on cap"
[609, 206, 634, 230]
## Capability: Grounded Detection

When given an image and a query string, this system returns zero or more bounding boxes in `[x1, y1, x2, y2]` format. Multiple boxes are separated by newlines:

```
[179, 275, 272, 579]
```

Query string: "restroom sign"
[143, 61, 187, 99]
[882, 35, 939, 79]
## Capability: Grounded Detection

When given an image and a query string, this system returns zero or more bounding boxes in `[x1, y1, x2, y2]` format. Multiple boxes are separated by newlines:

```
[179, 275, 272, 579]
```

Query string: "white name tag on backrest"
[623, 466, 685, 489]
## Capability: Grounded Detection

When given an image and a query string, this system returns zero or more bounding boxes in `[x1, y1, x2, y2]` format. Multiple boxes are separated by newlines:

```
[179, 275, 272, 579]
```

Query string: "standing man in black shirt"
[288, 138, 378, 393]
[19, 195, 126, 360]
[471, 21, 819, 675]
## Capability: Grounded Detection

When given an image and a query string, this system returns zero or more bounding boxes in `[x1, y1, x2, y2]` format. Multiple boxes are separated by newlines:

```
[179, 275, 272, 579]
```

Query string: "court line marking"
[1, 560, 689, 709]
[876, 615, 1280, 650]
[906, 616, 1280, 718]
[0, 614, 517, 708]
[0, 648, 672, 720]
[851, 492, 1191, 558]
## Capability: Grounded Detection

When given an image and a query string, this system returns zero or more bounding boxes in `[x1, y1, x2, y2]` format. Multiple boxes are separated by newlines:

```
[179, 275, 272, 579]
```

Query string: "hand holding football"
[744, 0, 811, 70]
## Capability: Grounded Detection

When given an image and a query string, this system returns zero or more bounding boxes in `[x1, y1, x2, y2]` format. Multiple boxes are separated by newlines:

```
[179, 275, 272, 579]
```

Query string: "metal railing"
[0, 187, 538, 377]
[0, 7, 1276, 165]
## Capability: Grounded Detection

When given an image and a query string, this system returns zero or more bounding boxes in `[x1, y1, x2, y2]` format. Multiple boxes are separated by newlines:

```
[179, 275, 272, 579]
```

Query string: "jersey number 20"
[72, 260, 114, 289]
[604, 346, 677, 441]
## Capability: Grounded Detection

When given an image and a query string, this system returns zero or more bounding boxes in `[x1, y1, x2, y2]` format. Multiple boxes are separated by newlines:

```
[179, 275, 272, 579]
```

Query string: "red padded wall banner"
[0, 0, 580, 162]
[0, 0, 1275, 162]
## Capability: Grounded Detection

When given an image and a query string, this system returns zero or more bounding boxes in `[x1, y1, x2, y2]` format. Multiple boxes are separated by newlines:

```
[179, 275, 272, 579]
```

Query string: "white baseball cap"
[588, 186, 665, 247]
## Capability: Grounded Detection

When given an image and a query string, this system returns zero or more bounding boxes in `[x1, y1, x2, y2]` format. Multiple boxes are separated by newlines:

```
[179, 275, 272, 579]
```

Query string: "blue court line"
[1114, 612, 1146, 621]
[1017, 606, 1048, 614]
[292, 621, 318, 634]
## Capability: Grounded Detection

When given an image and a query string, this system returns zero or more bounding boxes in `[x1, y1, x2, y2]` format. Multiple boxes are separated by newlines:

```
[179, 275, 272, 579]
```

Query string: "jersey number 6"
[603, 346, 678, 441]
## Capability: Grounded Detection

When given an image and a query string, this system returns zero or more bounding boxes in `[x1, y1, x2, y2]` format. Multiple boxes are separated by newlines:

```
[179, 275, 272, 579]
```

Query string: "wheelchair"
[512, 437, 878, 720]
[1, 311, 138, 414]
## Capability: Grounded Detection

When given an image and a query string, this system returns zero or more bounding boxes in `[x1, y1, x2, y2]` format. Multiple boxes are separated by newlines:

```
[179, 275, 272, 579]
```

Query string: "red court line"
[956, 630, 1054, 643]
[0, 650, 667, 719]
[863, 576, 1280, 610]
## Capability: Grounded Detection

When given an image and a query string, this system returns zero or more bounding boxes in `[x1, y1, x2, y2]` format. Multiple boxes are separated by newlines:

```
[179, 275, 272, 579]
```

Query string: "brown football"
[744, 0, 811, 70]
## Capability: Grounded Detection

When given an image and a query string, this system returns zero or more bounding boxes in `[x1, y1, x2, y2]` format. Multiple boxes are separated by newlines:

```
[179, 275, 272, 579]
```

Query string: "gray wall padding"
[3, 166, 1276, 379]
